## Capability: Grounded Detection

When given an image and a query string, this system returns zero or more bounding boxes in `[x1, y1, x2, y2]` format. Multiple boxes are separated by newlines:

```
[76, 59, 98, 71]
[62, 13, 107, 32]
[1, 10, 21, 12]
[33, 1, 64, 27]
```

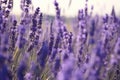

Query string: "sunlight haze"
[12, 0, 120, 17]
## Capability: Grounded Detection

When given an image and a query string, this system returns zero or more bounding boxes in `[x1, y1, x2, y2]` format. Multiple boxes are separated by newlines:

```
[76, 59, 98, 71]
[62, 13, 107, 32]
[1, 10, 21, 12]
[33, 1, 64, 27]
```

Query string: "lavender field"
[0, 0, 120, 80]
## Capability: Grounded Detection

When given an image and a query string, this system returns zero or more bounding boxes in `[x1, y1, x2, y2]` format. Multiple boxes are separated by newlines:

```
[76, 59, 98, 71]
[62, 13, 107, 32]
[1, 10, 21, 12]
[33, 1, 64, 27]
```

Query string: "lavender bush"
[0, 0, 120, 80]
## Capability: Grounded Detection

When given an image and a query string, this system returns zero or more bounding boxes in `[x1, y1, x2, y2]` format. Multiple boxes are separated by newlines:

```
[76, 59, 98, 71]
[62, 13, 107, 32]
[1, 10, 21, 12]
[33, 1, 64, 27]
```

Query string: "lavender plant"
[0, 0, 120, 80]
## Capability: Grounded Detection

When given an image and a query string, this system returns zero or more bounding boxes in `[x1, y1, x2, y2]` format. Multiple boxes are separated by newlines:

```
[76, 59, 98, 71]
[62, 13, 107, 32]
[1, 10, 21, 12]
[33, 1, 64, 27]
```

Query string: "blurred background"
[12, 0, 120, 17]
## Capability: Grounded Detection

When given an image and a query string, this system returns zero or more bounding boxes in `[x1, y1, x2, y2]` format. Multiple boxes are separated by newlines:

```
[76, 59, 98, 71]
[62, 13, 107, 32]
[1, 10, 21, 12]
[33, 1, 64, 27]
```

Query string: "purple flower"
[27, 44, 34, 52]
[32, 7, 40, 20]
[72, 69, 84, 80]
[54, 0, 61, 19]
[89, 38, 95, 44]
[1, 0, 7, 4]
[54, 33, 61, 49]
[19, 37, 26, 49]
[31, 19, 37, 32]
[13, 20, 17, 26]
[57, 55, 75, 80]
[51, 49, 57, 61]
[111, 6, 117, 22]
[0, 16, 3, 24]
[3, 34, 9, 45]
[68, 32, 73, 53]
[85, 4, 88, 16]
[78, 9, 84, 21]
[0, 54, 12, 80]
[49, 34, 54, 55]
[54, 0, 58, 7]
[37, 41, 49, 68]
[20, 27, 26, 35]
[24, 72, 33, 80]
[53, 57, 61, 77]
[95, 41, 106, 60]
[0, 64, 12, 80]
[54, 58, 60, 70]
[26, 0, 32, 4]
[103, 14, 109, 23]
[0, 54, 6, 65]
[10, 20, 17, 49]
[17, 61, 27, 80]
[90, 19, 95, 36]
[114, 38, 120, 56]
[63, 53, 69, 61]
[38, 13, 43, 26]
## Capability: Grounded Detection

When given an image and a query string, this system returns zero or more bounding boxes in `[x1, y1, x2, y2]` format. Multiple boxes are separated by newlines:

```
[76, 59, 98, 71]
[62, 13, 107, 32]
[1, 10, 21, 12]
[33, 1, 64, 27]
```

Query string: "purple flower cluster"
[0, 0, 120, 80]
